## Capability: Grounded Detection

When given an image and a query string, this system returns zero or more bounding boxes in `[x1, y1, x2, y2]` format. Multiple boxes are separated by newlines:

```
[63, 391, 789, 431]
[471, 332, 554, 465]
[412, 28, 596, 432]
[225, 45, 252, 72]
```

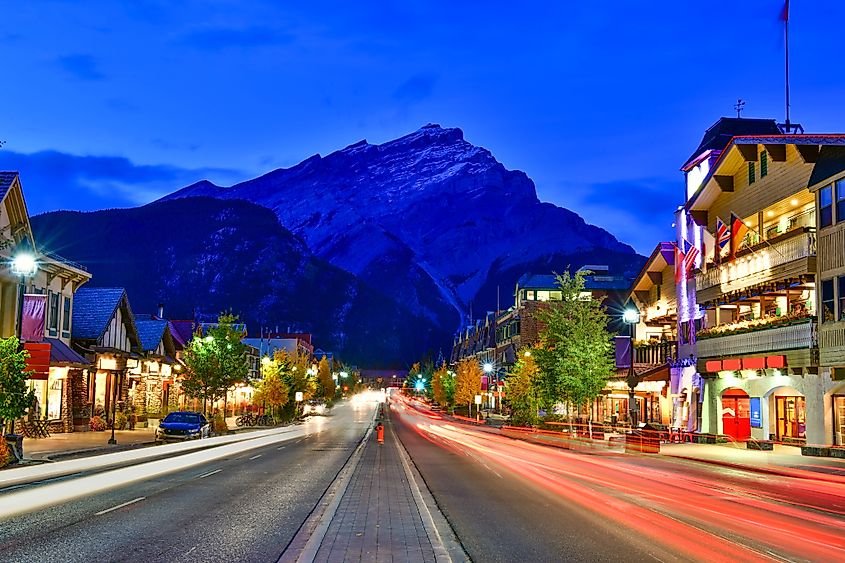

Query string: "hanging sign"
[749, 397, 762, 428]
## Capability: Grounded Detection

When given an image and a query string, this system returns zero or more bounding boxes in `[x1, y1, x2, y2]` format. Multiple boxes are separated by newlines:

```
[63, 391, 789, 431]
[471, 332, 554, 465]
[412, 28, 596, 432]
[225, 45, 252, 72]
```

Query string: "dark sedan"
[155, 411, 211, 442]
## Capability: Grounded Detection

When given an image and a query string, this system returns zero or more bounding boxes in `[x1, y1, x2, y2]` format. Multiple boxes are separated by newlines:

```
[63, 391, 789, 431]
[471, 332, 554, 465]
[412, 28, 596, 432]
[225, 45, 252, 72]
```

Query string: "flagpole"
[784, 0, 790, 128]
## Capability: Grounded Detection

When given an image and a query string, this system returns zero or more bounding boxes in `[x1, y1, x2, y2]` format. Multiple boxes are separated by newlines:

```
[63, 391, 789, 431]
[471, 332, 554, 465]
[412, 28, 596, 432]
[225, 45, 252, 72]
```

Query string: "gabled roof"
[516, 273, 558, 289]
[687, 134, 845, 211]
[71, 287, 139, 347]
[808, 145, 845, 188]
[135, 319, 168, 352]
[0, 171, 18, 201]
[681, 118, 781, 171]
[168, 320, 195, 348]
[516, 272, 630, 292]
[630, 243, 674, 293]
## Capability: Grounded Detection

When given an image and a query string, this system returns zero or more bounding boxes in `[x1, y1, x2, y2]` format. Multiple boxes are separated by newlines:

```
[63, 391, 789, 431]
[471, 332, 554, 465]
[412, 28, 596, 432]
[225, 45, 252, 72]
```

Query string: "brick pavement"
[312, 420, 438, 563]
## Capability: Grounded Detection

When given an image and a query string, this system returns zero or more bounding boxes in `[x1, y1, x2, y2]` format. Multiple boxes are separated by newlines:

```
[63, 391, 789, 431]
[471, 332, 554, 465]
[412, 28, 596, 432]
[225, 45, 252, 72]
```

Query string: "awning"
[45, 338, 91, 367]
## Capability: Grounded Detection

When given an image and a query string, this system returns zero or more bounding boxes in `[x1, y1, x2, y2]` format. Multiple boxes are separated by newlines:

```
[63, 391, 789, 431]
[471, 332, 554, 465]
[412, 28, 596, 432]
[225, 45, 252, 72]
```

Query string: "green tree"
[505, 350, 540, 427]
[454, 358, 482, 415]
[317, 356, 335, 400]
[0, 337, 34, 435]
[534, 270, 615, 423]
[182, 314, 250, 414]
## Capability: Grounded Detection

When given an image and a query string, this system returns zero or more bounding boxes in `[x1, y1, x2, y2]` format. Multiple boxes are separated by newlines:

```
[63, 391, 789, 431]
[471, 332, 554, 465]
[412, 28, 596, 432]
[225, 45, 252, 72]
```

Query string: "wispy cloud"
[0, 149, 245, 215]
[392, 72, 438, 104]
[55, 54, 106, 80]
[178, 25, 295, 51]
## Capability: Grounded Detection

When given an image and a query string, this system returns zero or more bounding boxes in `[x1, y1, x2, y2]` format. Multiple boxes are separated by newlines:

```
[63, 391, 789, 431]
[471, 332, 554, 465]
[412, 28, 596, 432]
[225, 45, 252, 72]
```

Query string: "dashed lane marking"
[95, 497, 145, 516]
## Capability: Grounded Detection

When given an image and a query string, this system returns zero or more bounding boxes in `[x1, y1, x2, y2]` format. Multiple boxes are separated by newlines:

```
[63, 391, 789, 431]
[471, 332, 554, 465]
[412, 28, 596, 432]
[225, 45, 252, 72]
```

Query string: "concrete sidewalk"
[660, 442, 845, 476]
[21, 428, 158, 461]
[284, 415, 465, 563]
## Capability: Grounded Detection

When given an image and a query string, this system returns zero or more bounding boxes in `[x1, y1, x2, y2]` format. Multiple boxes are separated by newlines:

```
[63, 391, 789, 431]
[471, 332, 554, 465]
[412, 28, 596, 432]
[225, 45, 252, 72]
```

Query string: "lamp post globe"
[621, 306, 640, 427]
[11, 252, 37, 277]
[622, 308, 640, 325]
[483, 362, 493, 373]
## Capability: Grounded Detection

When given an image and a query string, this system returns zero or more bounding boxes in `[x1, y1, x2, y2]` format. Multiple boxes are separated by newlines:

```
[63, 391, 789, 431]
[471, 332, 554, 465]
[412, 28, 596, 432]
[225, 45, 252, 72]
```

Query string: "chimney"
[157, 303, 165, 319]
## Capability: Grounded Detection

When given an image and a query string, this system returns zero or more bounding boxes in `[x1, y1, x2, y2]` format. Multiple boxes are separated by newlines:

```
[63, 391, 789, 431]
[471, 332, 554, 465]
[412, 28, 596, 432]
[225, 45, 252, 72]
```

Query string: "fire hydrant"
[376, 422, 384, 444]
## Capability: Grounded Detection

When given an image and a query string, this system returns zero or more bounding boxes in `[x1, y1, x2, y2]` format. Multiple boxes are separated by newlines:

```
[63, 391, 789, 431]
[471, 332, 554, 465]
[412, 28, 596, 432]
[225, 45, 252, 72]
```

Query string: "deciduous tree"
[534, 270, 615, 422]
[505, 350, 540, 427]
[0, 337, 34, 435]
[317, 356, 335, 400]
[454, 358, 482, 414]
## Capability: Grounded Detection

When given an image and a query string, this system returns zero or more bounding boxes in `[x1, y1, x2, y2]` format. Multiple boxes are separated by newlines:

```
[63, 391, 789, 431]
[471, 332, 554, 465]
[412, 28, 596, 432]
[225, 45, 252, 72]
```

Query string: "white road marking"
[95, 496, 145, 516]
[277, 446, 286, 450]
[196, 469, 223, 479]
[249, 454, 262, 460]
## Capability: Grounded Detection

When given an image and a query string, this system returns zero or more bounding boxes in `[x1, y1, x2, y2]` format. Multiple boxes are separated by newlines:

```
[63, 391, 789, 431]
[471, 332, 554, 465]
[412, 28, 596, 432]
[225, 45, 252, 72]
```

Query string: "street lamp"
[622, 306, 641, 427]
[11, 250, 38, 341]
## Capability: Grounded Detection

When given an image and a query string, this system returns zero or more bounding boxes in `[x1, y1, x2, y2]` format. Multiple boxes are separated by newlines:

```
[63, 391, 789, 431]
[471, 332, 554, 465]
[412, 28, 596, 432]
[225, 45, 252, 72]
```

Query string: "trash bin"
[624, 423, 660, 454]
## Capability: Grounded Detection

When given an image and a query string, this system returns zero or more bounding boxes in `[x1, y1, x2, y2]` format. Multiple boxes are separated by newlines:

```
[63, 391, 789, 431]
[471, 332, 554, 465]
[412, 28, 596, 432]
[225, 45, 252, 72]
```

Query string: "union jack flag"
[716, 217, 730, 250]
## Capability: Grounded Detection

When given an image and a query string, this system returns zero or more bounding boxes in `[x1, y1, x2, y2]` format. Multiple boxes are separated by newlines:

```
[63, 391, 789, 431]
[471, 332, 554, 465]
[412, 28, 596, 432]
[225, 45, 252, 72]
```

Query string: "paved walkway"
[660, 442, 845, 475]
[313, 420, 438, 563]
[21, 428, 158, 461]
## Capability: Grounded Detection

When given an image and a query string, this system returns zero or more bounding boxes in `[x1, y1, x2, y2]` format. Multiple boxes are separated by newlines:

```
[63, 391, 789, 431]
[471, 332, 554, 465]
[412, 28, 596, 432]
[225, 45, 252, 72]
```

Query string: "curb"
[664, 454, 845, 483]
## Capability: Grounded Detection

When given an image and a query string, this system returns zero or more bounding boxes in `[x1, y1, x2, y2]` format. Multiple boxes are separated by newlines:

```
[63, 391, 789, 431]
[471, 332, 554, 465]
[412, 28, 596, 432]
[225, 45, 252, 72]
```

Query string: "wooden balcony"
[696, 229, 816, 306]
[634, 341, 677, 365]
[696, 319, 816, 359]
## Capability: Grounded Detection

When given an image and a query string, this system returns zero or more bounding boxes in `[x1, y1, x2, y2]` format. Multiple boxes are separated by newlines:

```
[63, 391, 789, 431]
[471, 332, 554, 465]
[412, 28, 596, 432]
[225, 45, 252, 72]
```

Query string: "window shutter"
[747, 161, 755, 184]
[760, 151, 768, 177]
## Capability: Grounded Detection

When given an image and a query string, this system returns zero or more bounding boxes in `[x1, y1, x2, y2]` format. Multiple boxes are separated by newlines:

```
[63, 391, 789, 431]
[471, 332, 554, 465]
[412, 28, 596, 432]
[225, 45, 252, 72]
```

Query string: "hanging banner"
[750, 397, 762, 428]
[21, 293, 47, 342]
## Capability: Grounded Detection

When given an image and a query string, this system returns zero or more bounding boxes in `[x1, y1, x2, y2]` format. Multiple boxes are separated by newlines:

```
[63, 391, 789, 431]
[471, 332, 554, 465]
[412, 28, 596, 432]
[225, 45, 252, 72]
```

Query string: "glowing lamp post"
[11, 251, 38, 341]
[622, 307, 641, 427]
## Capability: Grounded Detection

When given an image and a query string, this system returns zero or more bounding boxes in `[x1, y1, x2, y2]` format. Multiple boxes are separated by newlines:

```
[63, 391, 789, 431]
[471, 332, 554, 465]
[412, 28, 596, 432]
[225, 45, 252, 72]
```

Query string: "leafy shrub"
[0, 438, 11, 468]
[114, 411, 128, 430]
[89, 415, 107, 431]
[212, 413, 228, 434]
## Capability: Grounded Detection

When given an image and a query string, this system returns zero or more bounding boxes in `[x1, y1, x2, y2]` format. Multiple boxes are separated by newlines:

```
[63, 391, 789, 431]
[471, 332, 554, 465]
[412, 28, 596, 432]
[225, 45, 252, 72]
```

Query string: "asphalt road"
[391, 408, 675, 563]
[0, 400, 375, 563]
[390, 395, 845, 563]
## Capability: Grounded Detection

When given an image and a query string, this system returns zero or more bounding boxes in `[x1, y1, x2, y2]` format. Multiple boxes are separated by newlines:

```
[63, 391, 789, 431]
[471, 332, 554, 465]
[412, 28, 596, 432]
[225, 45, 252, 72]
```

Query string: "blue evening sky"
[2, 1, 843, 253]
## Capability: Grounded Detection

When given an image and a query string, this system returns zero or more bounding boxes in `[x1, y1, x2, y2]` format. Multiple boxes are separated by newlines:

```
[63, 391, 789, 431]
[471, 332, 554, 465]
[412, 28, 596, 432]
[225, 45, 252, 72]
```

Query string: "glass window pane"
[821, 185, 833, 207]
[822, 279, 835, 323]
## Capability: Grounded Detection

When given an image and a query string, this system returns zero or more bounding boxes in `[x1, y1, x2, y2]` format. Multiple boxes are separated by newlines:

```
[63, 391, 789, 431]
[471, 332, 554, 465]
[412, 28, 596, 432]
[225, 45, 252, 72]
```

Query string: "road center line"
[95, 496, 145, 516]
[249, 454, 262, 460]
[196, 469, 223, 479]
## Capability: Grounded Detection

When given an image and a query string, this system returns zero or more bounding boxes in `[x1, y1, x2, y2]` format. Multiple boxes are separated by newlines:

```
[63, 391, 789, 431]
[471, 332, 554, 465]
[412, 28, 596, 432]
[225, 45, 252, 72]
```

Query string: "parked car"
[155, 411, 211, 442]
[303, 400, 327, 415]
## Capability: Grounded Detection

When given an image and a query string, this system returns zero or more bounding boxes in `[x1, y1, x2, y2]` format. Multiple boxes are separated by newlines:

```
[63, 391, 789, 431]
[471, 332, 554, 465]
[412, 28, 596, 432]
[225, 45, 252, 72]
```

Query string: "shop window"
[775, 395, 806, 440]
[536, 290, 550, 301]
[822, 279, 835, 323]
[525, 290, 535, 301]
[550, 291, 562, 301]
[839, 276, 845, 322]
[747, 161, 755, 185]
[820, 185, 833, 228]
[760, 150, 768, 177]
[47, 378, 63, 420]
[837, 180, 845, 224]
[62, 297, 71, 334]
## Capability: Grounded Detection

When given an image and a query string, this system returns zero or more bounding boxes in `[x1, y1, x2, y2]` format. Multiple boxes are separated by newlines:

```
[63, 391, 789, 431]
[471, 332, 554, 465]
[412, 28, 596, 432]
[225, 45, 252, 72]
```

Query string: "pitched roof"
[808, 145, 845, 188]
[135, 319, 168, 352]
[516, 272, 631, 291]
[681, 118, 781, 170]
[168, 320, 194, 348]
[0, 171, 18, 201]
[71, 287, 130, 341]
[45, 337, 90, 366]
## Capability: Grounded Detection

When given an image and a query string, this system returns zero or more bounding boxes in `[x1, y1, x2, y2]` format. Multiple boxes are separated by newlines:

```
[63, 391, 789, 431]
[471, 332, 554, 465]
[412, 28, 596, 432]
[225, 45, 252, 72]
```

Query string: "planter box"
[747, 440, 774, 450]
[692, 433, 717, 444]
[801, 446, 831, 457]
[830, 447, 845, 459]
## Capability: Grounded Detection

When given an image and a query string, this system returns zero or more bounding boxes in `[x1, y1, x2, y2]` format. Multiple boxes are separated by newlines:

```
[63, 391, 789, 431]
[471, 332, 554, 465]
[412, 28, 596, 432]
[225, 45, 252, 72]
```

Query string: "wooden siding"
[705, 145, 815, 235]
[819, 323, 845, 366]
[818, 221, 845, 277]
[101, 307, 132, 352]
[697, 255, 815, 305]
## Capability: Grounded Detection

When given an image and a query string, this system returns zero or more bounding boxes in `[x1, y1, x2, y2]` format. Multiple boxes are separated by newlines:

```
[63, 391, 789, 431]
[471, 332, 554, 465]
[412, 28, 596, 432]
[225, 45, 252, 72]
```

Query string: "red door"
[721, 389, 751, 441]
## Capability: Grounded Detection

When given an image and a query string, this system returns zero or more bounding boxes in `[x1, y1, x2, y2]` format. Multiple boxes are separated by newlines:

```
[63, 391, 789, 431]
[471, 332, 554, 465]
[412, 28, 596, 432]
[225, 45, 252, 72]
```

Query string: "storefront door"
[775, 395, 806, 441]
[835, 396, 845, 446]
[721, 389, 751, 441]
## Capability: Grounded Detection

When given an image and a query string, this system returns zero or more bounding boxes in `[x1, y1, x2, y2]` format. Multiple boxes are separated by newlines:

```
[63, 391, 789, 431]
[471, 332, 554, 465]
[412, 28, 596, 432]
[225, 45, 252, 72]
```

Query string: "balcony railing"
[634, 341, 677, 365]
[696, 229, 815, 294]
[696, 319, 816, 358]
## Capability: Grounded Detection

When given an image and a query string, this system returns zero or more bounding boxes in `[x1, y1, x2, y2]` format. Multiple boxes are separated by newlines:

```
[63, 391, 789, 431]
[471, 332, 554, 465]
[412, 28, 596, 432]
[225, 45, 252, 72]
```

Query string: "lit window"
[820, 185, 833, 228]
[822, 279, 835, 323]
[550, 291, 562, 301]
[526, 290, 535, 300]
[760, 151, 768, 177]
[748, 161, 755, 185]
[536, 290, 550, 301]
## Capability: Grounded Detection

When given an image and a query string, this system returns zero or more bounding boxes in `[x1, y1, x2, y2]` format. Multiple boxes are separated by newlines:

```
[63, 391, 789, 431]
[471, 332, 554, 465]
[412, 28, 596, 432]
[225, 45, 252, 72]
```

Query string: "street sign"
[295, 391, 304, 402]
[474, 394, 482, 405]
